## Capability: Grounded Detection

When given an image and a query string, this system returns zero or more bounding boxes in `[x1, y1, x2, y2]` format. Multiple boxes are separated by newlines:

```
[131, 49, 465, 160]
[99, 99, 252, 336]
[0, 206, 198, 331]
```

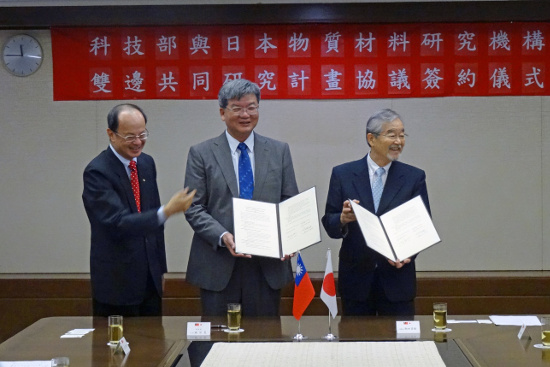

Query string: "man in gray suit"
[184, 79, 299, 316]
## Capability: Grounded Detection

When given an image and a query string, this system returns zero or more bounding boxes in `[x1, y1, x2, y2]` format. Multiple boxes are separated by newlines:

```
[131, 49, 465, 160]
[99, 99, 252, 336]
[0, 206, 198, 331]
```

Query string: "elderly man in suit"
[184, 79, 299, 317]
[83, 103, 195, 317]
[322, 108, 431, 316]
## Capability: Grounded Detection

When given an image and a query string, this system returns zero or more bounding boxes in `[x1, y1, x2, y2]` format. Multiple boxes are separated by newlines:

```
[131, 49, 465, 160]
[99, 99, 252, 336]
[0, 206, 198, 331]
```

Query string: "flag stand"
[293, 319, 307, 341]
[323, 311, 338, 340]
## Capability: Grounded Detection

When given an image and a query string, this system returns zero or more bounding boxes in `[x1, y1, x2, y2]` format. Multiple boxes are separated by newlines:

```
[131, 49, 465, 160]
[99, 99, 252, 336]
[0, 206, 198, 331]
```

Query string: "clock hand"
[4, 54, 21, 57]
[20, 44, 23, 56]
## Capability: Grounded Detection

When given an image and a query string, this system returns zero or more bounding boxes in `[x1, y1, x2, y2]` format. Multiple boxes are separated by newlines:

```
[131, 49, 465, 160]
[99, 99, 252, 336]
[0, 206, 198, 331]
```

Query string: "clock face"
[2, 34, 43, 77]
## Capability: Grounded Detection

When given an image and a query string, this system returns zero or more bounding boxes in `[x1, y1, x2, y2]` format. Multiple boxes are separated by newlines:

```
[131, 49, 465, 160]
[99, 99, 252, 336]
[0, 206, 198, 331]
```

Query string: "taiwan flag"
[320, 249, 338, 318]
[293, 252, 315, 320]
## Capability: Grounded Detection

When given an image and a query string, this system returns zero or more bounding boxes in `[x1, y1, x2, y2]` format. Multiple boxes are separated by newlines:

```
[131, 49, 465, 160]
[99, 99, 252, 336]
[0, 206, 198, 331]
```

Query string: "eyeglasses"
[114, 129, 149, 143]
[376, 132, 408, 140]
[226, 105, 259, 115]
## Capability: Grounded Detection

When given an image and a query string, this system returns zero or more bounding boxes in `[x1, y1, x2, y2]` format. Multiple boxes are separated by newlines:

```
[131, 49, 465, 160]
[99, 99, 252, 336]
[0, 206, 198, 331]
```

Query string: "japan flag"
[320, 249, 338, 318]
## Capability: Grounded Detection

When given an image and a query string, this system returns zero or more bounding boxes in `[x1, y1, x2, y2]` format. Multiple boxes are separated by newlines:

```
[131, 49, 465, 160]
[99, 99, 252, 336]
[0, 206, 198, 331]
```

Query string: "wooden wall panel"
[2, 272, 550, 344]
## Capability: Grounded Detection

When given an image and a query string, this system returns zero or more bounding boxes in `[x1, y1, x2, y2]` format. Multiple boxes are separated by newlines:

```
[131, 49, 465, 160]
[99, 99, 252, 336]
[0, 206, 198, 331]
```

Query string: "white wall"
[1, 29, 548, 273]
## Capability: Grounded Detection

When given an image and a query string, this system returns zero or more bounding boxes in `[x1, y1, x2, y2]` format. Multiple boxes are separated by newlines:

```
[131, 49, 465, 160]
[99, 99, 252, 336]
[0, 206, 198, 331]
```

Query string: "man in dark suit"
[184, 79, 299, 317]
[322, 108, 430, 316]
[83, 103, 195, 317]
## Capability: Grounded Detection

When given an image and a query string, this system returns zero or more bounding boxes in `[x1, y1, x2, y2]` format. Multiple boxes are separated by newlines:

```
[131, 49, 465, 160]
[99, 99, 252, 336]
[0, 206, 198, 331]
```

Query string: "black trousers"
[341, 270, 415, 317]
[92, 272, 162, 317]
[200, 257, 281, 317]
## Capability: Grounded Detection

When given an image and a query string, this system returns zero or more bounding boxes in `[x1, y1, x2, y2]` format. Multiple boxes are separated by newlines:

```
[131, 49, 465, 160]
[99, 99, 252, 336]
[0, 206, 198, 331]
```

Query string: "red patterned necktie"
[128, 160, 141, 213]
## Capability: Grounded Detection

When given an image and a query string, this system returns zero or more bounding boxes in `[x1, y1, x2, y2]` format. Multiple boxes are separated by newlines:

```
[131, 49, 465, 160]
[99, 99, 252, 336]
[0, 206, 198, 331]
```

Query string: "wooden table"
[0, 317, 187, 367]
[0, 315, 548, 367]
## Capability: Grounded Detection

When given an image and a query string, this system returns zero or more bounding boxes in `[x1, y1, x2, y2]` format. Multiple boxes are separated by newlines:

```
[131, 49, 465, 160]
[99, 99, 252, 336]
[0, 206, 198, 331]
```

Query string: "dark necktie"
[129, 160, 141, 213]
[237, 143, 254, 199]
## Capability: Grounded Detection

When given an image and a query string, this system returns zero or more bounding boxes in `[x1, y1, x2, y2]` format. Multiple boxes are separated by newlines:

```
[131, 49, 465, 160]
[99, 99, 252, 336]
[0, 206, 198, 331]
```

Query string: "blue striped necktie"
[237, 143, 254, 199]
[372, 167, 385, 212]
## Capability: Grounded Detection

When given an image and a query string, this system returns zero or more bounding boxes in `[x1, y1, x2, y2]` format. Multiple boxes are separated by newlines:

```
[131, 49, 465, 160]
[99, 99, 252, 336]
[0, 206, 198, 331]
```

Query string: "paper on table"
[0, 362, 51, 367]
[60, 328, 94, 338]
[65, 329, 94, 335]
[448, 320, 478, 323]
[200, 341, 446, 367]
[489, 315, 541, 326]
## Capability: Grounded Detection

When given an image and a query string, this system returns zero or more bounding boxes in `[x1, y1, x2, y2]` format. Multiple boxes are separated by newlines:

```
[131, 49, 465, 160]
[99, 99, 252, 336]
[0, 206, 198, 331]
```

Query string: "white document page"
[489, 315, 541, 326]
[349, 200, 395, 260]
[380, 195, 441, 260]
[0, 363, 51, 367]
[448, 320, 479, 324]
[278, 187, 321, 255]
[233, 198, 280, 258]
[200, 341, 446, 367]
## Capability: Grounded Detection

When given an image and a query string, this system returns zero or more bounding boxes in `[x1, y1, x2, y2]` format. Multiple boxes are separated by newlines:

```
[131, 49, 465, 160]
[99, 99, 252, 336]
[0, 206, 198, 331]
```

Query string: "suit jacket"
[82, 147, 166, 305]
[321, 155, 430, 303]
[184, 132, 299, 292]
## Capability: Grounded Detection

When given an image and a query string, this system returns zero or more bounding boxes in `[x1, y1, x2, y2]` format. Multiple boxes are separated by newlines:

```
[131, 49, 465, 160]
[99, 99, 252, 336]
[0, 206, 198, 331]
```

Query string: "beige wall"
[1, 28, 549, 273]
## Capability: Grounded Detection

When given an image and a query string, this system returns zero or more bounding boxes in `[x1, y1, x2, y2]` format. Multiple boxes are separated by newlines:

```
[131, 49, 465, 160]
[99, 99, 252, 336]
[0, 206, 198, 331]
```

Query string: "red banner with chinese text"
[51, 23, 549, 100]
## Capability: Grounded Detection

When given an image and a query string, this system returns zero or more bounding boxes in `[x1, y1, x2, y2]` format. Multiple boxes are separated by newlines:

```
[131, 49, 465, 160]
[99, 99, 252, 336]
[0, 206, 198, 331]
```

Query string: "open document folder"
[233, 187, 321, 258]
[349, 195, 441, 261]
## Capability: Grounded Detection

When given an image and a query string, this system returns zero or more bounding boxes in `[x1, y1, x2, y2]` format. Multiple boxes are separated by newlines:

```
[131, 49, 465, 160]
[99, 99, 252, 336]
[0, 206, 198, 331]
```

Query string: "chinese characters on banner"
[51, 23, 548, 101]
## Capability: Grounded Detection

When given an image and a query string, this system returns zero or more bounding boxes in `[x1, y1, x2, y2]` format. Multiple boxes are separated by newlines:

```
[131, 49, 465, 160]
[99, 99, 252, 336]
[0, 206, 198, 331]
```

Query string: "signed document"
[233, 187, 321, 258]
[349, 195, 440, 261]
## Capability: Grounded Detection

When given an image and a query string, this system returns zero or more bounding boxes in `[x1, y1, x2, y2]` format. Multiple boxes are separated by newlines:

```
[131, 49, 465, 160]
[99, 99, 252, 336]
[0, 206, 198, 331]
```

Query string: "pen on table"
[211, 324, 227, 329]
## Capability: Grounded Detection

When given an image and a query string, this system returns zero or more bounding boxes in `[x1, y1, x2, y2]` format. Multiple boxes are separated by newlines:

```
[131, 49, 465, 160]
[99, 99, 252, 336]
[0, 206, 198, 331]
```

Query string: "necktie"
[237, 143, 254, 199]
[128, 160, 141, 213]
[372, 167, 385, 213]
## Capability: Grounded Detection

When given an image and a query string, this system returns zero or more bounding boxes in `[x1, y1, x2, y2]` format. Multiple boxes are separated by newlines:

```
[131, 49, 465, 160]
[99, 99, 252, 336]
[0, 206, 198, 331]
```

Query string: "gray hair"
[366, 108, 402, 141]
[218, 79, 261, 109]
[107, 103, 147, 132]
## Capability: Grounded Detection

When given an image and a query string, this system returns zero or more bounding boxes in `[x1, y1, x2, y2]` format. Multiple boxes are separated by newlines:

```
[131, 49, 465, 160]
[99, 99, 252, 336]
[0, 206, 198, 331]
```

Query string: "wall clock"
[2, 34, 43, 77]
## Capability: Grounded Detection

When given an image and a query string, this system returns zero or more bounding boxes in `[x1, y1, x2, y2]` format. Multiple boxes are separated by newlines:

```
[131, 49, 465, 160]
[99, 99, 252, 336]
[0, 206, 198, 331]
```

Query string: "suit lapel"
[352, 156, 376, 212]
[378, 162, 405, 214]
[211, 133, 239, 197]
[252, 133, 269, 200]
[136, 158, 153, 210]
[350, 157, 406, 215]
